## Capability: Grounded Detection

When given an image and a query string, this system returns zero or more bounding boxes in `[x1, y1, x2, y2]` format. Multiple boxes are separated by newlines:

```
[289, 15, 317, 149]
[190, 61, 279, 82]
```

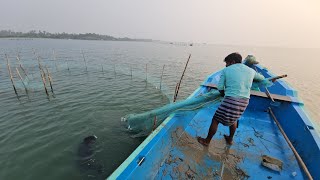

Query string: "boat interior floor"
[155, 104, 306, 179]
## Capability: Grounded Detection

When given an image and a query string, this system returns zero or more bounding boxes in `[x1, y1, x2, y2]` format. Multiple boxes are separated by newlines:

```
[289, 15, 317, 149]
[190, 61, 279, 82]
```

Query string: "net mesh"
[123, 59, 275, 135]
[122, 90, 222, 134]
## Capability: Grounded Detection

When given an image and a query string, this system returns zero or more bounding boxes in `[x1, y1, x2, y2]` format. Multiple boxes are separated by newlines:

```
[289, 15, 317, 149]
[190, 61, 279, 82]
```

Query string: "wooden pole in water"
[16, 54, 29, 79]
[45, 66, 54, 94]
[81, 50, 87, 72]
[32, 48, 36, 57]
[37, 55, 42, 70]
[160, 65, 165, 90]
[16, 67, 28, 93]
[30, 64, 35, 78]
[5, 54, 18, 95]
[173, 83, 179, 102]
[40, 68, 49, 96]
[36, 56, 49, 96]
[145, 64, 148, 81]
[130, 66, 133, 80]
[114, 64, 116, 77]
[173, 54, 191, 102]
[53, 49, 58, 71]
[66, 58, 70, 71]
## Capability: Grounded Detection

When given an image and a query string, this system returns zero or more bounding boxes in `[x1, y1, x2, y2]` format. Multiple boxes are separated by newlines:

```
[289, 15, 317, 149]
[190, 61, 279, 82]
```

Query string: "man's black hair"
[224, 53, 242, 64]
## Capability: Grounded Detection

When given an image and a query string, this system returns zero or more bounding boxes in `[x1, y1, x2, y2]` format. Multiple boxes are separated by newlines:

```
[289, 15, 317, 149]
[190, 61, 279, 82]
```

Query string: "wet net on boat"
[122, 90, 222, 135]
[122, 57, 275, 136]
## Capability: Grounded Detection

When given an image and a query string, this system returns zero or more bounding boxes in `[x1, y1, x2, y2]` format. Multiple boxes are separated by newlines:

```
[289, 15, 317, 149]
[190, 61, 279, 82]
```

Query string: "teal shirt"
[217, 63, 265, 99]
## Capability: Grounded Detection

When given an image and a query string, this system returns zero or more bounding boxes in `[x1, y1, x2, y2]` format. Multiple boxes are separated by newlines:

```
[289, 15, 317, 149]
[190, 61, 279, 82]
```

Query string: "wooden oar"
[265, 74, 287, 107]
[265, 87, 281, 107]
[268, 108, 313, 180]
[252, 66, 286, 106]
[269, 74, 287, 82]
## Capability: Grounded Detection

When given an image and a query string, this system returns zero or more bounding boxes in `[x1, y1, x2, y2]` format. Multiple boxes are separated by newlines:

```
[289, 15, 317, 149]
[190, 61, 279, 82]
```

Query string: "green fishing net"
[243, 55, 259, 66]
[122, 90, 222, 134]
[123, 55, 275, 135]
[244, 55, 274, 90]
[251, 78, 274, 91]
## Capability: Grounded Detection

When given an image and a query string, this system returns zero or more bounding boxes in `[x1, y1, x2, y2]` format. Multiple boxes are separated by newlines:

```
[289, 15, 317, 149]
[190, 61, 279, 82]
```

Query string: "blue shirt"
[217, 63, 264, 99]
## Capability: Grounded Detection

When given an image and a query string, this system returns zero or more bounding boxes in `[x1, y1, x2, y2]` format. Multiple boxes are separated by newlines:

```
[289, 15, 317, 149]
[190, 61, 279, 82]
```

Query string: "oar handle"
[270, 74, 287, 81]
[265, 88, 275, 102]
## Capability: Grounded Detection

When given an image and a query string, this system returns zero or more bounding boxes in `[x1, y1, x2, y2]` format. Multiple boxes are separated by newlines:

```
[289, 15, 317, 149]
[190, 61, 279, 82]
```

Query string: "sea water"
[0, 39, 319, 179]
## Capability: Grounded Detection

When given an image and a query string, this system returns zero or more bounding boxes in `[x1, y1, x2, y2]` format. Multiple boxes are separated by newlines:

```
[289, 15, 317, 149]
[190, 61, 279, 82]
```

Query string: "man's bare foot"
[197, 137, 210, 146]
[223, 134, 233, 145]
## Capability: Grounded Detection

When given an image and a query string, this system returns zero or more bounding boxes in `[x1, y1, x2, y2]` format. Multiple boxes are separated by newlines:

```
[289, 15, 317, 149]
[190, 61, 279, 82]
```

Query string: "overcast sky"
[1, 0, 319, 48]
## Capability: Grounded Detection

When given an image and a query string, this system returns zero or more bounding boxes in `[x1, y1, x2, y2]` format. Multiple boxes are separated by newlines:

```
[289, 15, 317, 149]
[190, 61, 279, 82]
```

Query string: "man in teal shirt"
[198, 53, 264, 146]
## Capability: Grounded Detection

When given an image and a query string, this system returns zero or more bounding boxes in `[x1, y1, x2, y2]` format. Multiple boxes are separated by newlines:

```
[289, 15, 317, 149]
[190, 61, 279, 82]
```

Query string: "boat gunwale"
[108, 65, 320, 179]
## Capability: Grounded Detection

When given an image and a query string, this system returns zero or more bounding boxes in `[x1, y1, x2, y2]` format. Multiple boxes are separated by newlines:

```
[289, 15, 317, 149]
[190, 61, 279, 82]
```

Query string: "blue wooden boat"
[108, 64, 320, 179]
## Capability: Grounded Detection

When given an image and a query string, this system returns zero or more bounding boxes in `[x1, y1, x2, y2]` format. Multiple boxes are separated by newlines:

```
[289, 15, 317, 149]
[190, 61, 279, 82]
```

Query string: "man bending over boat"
[197, 53, 264, 146]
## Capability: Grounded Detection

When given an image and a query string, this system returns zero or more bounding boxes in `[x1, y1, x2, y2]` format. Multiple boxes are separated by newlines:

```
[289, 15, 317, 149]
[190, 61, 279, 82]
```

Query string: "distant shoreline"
[0, 30, 153, 42]
[0, 37, 154, 43]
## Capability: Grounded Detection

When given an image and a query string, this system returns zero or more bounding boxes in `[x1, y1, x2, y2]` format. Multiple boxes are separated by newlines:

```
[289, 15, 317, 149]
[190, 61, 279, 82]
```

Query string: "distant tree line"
[0, 30, 152, 42]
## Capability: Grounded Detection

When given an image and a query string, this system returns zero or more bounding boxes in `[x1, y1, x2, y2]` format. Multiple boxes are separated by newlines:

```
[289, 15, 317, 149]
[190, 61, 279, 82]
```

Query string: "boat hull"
[109, 65, 320, 179]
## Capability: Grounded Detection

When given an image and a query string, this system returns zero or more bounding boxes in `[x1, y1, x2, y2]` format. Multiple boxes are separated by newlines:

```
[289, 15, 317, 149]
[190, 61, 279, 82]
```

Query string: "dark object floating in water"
[77, 135, 103, 174]
[83, 135, 97, 145]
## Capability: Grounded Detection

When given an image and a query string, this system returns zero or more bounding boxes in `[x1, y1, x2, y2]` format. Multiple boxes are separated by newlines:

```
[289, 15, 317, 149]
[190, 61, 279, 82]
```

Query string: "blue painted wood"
[108, 65, 320, 180]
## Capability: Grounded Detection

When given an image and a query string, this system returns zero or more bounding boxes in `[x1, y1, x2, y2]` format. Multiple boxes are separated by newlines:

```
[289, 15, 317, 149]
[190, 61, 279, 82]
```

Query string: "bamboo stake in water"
[66, 58, 70, 71]
[173, 54, 191, 102]
[114, 64, 116, 78]
[130, 66, 133, 80]
[45, 66, 54, 94]
[81, 50, 87, 71]
[36, 56, 49, 96]
[37, 56, 42, 70]
[160, 65, 165, 90]
[173, 83, 179, 102]
[16, 67, 28, 93]
[30, 64, 35, 79]
[32, 48, 36, 57]
[40, 68, 49, 96]
[53, 49, 58, 71]
[5, 54, 18, 95]
[16, 55, 29, 79]
[145, 64, 148, 81]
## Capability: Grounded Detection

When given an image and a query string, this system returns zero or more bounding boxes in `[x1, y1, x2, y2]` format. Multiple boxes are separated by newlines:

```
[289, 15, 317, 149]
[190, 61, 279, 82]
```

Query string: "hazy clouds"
[1, 0, 319, 48]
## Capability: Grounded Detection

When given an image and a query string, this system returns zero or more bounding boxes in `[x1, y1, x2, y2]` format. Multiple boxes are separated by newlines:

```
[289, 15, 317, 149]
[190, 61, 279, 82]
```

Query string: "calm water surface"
[0, 39, 319, 179]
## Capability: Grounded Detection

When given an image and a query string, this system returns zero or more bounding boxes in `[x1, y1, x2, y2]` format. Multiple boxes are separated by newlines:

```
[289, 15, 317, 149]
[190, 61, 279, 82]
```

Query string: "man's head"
[224, 53, 242, 67]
